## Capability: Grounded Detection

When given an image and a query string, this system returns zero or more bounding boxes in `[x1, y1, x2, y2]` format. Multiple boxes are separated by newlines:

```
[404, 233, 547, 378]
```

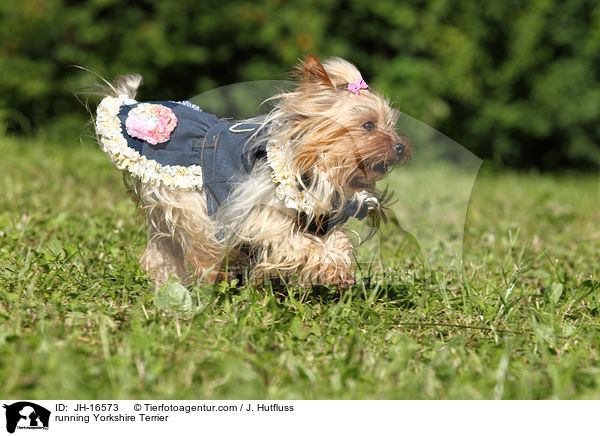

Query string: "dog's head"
[273, 54, 411, 195]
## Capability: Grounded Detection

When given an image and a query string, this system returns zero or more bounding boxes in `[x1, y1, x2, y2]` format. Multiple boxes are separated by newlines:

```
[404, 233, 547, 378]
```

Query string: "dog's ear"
[299, 54, 333, 87]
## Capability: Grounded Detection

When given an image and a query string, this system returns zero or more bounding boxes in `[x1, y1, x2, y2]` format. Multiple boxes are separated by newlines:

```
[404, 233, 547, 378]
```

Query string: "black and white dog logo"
[3, 402, 50, 434]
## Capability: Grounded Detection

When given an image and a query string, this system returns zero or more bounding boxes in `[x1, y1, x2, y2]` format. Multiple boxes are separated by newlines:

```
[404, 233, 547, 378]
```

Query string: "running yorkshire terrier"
[92, 54, 410, 286]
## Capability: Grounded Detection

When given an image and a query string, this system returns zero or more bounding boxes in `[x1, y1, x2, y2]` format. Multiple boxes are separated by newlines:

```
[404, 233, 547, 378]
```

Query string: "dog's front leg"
[301, 230, 355, 287]
[252, 229, 355, 287]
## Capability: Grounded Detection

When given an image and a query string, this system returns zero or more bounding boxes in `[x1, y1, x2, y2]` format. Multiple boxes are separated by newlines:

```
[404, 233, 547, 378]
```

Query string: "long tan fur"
[93, 55, 410, 286]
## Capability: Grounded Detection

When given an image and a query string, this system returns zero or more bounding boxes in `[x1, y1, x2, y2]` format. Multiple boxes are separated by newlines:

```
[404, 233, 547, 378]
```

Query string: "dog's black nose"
[393, 142, 405, 156]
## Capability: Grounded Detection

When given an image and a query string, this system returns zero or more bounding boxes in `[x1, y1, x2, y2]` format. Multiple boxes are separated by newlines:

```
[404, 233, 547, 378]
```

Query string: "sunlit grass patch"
[0, 136, 598, 399]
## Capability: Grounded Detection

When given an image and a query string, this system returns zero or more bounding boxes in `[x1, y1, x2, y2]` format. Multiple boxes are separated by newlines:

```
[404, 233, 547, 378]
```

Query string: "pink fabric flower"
[126, 103, 178, 145]
[347, 78, 368, 95]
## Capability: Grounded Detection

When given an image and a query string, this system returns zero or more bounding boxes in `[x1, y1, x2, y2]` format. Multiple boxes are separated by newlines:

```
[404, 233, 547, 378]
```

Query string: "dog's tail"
[73, 69, 147, 183]
[73, 66, 143, 100]
[71, 69, 143, 167]
[73, 68, 143, 139]
[105, 74, 143, 100]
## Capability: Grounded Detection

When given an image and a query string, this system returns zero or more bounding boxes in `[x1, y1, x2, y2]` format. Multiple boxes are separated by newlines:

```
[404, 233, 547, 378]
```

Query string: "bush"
[1, 0, 599, 169]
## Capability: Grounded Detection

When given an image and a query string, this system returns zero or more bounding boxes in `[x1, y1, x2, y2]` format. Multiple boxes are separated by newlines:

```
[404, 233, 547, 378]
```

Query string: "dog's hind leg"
[140, 231, 190, 285]
[136, 182, 225, 285]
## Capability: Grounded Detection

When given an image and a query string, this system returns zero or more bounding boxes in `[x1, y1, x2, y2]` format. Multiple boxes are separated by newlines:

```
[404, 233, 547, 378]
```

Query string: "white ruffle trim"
[95, 95, 204, 190]
[265, 138, 378, 215]
[265, 138, 316, 213]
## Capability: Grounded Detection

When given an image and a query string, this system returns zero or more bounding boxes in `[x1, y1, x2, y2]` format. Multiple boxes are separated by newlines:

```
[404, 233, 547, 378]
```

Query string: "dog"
[92, 54, 410, 287]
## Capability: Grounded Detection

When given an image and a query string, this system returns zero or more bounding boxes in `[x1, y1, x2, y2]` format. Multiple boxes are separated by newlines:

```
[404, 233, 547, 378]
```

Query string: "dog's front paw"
[319, 265, 355, 288]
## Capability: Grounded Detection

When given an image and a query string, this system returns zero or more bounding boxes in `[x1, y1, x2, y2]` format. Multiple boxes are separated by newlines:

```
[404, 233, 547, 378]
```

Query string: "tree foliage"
[1, 0, 599, 169]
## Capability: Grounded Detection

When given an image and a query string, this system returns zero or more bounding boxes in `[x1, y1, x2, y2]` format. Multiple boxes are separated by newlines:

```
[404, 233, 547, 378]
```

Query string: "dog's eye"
[362, 121, 375, 131]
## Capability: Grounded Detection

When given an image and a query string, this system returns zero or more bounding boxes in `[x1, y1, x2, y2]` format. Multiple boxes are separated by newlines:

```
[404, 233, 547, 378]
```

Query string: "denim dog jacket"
[96, 96, 372, 230]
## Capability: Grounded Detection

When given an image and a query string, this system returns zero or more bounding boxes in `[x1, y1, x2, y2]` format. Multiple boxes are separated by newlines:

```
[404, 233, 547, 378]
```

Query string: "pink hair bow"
[347, 78, 368, 95]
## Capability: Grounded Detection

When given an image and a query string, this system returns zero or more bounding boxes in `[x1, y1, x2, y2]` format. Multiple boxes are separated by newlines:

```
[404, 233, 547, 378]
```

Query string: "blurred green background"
[1, 0, 599, 170]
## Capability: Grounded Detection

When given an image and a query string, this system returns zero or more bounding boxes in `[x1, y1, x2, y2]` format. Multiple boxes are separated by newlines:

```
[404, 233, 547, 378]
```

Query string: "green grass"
[0, 135, 598, 399]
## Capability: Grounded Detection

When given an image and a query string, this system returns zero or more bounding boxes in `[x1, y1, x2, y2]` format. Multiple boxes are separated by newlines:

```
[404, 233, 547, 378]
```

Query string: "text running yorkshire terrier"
[92, 54, 410, 286]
